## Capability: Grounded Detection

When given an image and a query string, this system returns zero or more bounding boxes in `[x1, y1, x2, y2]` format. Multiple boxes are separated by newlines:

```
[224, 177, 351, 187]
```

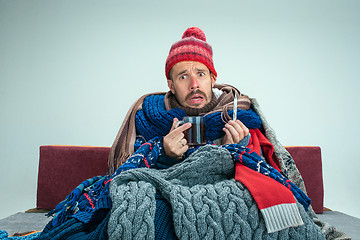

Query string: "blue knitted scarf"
[135, 94, 262, 141]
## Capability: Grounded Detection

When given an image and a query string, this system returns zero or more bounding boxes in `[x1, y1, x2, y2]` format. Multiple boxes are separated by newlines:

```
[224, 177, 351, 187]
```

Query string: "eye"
[198, 72, 205, 77]
[179, 75, 187, 80]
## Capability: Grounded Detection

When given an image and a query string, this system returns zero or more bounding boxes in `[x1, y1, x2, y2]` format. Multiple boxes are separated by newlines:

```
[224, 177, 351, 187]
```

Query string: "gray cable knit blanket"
[108, 145, 325, 240]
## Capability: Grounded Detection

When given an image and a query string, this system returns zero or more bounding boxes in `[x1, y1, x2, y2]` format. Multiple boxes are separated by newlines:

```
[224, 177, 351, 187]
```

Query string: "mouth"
[187, 93, 205, 105]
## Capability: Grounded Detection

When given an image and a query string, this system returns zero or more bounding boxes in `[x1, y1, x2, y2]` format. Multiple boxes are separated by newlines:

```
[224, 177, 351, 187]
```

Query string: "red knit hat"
[165, 27, 217, 79]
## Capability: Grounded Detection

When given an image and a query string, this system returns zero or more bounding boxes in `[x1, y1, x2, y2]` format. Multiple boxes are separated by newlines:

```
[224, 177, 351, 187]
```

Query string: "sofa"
[1, 145, 359, 238]
[36, 145, 324, 214]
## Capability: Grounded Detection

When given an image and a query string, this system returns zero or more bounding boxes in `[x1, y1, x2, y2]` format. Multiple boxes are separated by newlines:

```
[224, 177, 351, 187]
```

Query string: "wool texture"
[249, 98, 352, 238]
[38, 214, 109, 240]
[43, 136, 164, 237]
[108, 84, 251, 173]
[165, 27, 217, 79]
[227, 144, 311, 210]
[1, 86, 348, 239]
[108, 145, 325, 240]
[16, 86, 341, 239]
[250, 98, 310, 208]
[135, 94, 262, 142]
[43, 90, 311, 237]
[154, 191, 177, 240]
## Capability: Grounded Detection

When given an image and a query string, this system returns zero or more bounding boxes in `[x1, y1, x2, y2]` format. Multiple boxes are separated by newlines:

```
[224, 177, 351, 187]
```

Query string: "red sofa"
[36, 145, 324, 214]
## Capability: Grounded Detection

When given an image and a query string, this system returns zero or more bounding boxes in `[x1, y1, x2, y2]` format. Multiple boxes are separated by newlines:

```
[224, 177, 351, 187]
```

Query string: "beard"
[169, 90, 217, 116]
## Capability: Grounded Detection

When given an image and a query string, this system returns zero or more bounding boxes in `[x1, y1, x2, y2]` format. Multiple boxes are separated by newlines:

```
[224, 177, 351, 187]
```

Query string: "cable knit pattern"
[108, 145, 325, 240]
[108, 181, 156, 240]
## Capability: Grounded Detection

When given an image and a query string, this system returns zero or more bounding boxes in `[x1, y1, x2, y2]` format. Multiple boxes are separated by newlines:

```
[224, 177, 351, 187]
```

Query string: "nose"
[189, 74, 200, 91]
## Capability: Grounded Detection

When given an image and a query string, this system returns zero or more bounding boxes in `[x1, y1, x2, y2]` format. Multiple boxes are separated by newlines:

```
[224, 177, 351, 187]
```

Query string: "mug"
[177, 116, 206, 146]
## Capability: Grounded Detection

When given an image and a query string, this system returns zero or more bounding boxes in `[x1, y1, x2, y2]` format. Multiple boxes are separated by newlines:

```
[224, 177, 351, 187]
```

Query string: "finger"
[176, 145, 189, 160]
[172, 121, 192, 135]
[164, 135, 187, 158]
[229, 120, 249, 138]
[180, 144, 189, 154]
[236, 120, 249, 136]
[173, 139, 189, 159]
[179, 138, 188, 147]
[168, 118, 191, 139]
[226, 123, 241, 143]
[222, 127, 234, 144]
[228, 120, 244, 135]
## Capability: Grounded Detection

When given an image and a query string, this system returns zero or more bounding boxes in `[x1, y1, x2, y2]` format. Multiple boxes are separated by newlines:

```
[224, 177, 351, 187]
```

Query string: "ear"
[167, 79, 175, 94]
[210, 73, 217, 87]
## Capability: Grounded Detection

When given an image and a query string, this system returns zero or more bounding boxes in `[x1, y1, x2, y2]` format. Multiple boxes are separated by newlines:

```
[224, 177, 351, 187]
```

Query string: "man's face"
[167, 61, 217, 109]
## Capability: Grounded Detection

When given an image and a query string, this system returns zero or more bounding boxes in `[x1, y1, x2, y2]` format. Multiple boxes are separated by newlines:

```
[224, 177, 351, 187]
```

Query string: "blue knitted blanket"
[46, 136, 164, 229]
[31, 94, 311, 239]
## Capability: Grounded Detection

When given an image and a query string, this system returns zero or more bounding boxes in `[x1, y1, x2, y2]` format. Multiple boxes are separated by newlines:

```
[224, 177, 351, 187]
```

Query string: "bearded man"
[108, 28, 259, 170]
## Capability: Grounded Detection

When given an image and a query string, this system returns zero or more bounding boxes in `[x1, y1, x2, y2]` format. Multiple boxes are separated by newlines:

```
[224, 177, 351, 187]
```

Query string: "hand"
[163, 118, 191, 159]
[222, 120, 249, 145]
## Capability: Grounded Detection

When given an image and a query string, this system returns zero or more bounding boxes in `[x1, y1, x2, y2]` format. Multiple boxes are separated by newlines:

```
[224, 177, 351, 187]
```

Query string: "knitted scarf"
[134, 94, 262, 142]
[108, 84, 251, 174]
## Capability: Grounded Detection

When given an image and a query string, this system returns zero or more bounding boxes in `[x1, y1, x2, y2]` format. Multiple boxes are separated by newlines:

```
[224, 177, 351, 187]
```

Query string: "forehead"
[171, 61, 209, 74]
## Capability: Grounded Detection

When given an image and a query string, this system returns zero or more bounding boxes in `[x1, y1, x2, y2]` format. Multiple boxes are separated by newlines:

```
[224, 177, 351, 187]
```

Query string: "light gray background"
[1, 0, 359, 220]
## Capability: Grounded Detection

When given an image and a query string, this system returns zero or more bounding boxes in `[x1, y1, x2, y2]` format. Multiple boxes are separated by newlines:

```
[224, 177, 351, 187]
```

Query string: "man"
[104, 27, 324, 238]
[108, 27, 254, 171]
[40, 27, 326, 240]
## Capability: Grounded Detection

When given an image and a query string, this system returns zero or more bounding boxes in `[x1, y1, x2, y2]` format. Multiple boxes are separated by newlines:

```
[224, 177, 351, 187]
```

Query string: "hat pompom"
[182, 27, 206, 41]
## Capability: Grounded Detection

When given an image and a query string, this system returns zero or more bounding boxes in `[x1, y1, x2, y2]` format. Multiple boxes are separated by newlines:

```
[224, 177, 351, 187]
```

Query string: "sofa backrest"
[36, 145, 323, 213]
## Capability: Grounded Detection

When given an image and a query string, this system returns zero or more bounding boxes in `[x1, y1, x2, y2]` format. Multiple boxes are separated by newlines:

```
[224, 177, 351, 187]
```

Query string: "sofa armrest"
[285, 146, 324, 214]
[36, 145, 110, 210]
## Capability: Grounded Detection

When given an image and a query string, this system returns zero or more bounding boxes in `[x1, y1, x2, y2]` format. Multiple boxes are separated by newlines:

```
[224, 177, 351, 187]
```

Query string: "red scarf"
[235, 129, 303, 233]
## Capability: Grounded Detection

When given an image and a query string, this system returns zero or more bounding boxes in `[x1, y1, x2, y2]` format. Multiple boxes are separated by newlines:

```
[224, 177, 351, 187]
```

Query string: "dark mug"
[177, 116, 206, 146]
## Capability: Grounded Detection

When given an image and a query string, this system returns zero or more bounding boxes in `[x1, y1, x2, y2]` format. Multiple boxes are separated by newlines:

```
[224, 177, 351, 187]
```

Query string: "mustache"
[185, 90, 207, 101]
